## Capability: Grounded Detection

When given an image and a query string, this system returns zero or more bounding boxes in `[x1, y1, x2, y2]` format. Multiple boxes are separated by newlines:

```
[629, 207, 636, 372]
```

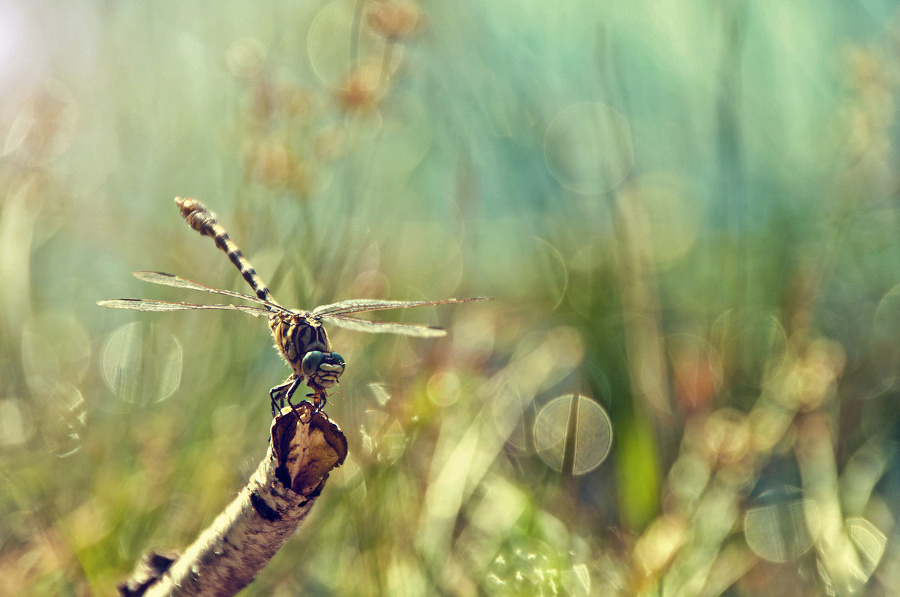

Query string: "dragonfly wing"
[313, 296, 491, 317]
[322, 315, 448, 338]
[98, 298, 271, 317]
[132, 271, 287, 313]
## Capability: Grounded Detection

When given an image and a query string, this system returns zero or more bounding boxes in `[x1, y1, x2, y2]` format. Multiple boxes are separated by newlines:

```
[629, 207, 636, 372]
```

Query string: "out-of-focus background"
[2, 1, 900, 595]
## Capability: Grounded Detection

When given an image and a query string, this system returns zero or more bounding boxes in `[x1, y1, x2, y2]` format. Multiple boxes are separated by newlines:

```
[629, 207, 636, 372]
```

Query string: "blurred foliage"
[2, 0, 900, 595]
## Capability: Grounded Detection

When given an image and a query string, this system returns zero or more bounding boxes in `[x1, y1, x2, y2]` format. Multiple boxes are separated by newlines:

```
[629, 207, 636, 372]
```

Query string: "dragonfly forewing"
[133, 271, 288, 313]
[97, 298, 272, 316]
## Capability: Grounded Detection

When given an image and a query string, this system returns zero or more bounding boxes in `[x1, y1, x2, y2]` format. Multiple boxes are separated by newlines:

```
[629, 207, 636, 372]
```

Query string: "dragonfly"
[99, 197, 490, 417]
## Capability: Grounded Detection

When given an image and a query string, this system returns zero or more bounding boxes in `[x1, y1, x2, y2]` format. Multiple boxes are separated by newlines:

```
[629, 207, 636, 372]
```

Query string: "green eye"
[301, 351, 325, 376]
[331, 352, 345, 366]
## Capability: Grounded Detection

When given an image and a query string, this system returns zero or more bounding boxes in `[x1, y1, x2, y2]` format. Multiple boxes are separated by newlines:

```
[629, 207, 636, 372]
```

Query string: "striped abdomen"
[175, 197, 276, 305]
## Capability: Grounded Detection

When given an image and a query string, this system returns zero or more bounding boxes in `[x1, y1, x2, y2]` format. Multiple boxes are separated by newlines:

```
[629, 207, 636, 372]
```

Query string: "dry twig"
[118, 407, 347, 597]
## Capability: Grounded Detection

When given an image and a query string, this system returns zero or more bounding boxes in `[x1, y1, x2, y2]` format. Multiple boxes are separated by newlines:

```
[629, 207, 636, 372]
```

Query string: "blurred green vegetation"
[2, 0, 900, 595]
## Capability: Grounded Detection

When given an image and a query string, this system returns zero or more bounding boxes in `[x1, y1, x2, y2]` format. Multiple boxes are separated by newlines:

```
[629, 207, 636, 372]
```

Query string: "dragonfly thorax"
[269, 314, 345, 391]
[270, 313, 330, 368]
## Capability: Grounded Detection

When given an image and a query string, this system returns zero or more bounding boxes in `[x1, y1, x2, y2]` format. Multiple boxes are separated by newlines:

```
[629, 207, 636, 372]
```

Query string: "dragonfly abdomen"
[175, 197, 276, 306]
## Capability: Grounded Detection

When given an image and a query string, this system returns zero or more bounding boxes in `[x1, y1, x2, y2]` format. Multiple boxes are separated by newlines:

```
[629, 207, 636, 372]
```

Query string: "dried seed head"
[366, 0, 423, 40]
[245, 140, 299, 188]
[338, 63, 384, 111]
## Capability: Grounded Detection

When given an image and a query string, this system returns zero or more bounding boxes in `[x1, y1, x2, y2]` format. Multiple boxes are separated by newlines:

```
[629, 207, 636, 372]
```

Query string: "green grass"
[1, 1, 899, 595]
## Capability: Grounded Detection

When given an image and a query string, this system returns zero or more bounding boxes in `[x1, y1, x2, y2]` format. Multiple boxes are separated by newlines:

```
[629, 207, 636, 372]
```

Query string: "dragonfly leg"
[270, 375, 301, 417]
[283, 376, 309, 417]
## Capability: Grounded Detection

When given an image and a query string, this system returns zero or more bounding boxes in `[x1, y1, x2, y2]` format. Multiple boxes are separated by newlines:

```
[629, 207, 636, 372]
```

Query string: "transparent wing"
[97, 298, 271, 317]
[322, 315, 448, 338]
[313, 296, 491, 317]
[132, 271, 288, 313]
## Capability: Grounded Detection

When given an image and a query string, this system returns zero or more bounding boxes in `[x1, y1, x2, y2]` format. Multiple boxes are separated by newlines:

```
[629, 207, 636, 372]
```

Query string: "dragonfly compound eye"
[301, 351, 326, 377]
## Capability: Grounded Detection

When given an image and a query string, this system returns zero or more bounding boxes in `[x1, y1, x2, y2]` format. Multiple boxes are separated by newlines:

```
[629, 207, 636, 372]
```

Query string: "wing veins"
[323, 314, 448, 338]
[97, 298, 271, 317]
[313, 296, 491, 317]
[132, 271, 290, 314]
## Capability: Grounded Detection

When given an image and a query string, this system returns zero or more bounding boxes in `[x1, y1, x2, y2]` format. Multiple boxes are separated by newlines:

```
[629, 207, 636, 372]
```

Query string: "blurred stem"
[615, 412, 660, 530]
[0, 173, 40, 341]
[350, 0, 366, 69]
[0, 172, 42, 402]
[796, 412, 862, 594]
[376, 39, 397, 96]
[613, 184, 673, 420]
[714, 0, 747, 314]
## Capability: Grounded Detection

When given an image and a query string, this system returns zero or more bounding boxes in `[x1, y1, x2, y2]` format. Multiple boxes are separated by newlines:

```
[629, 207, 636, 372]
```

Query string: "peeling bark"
[118, 406, 347, 597]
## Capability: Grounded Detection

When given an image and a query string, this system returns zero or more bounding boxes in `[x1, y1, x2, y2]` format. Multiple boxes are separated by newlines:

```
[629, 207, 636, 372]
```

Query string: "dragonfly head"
[301, 350, 345, 389]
